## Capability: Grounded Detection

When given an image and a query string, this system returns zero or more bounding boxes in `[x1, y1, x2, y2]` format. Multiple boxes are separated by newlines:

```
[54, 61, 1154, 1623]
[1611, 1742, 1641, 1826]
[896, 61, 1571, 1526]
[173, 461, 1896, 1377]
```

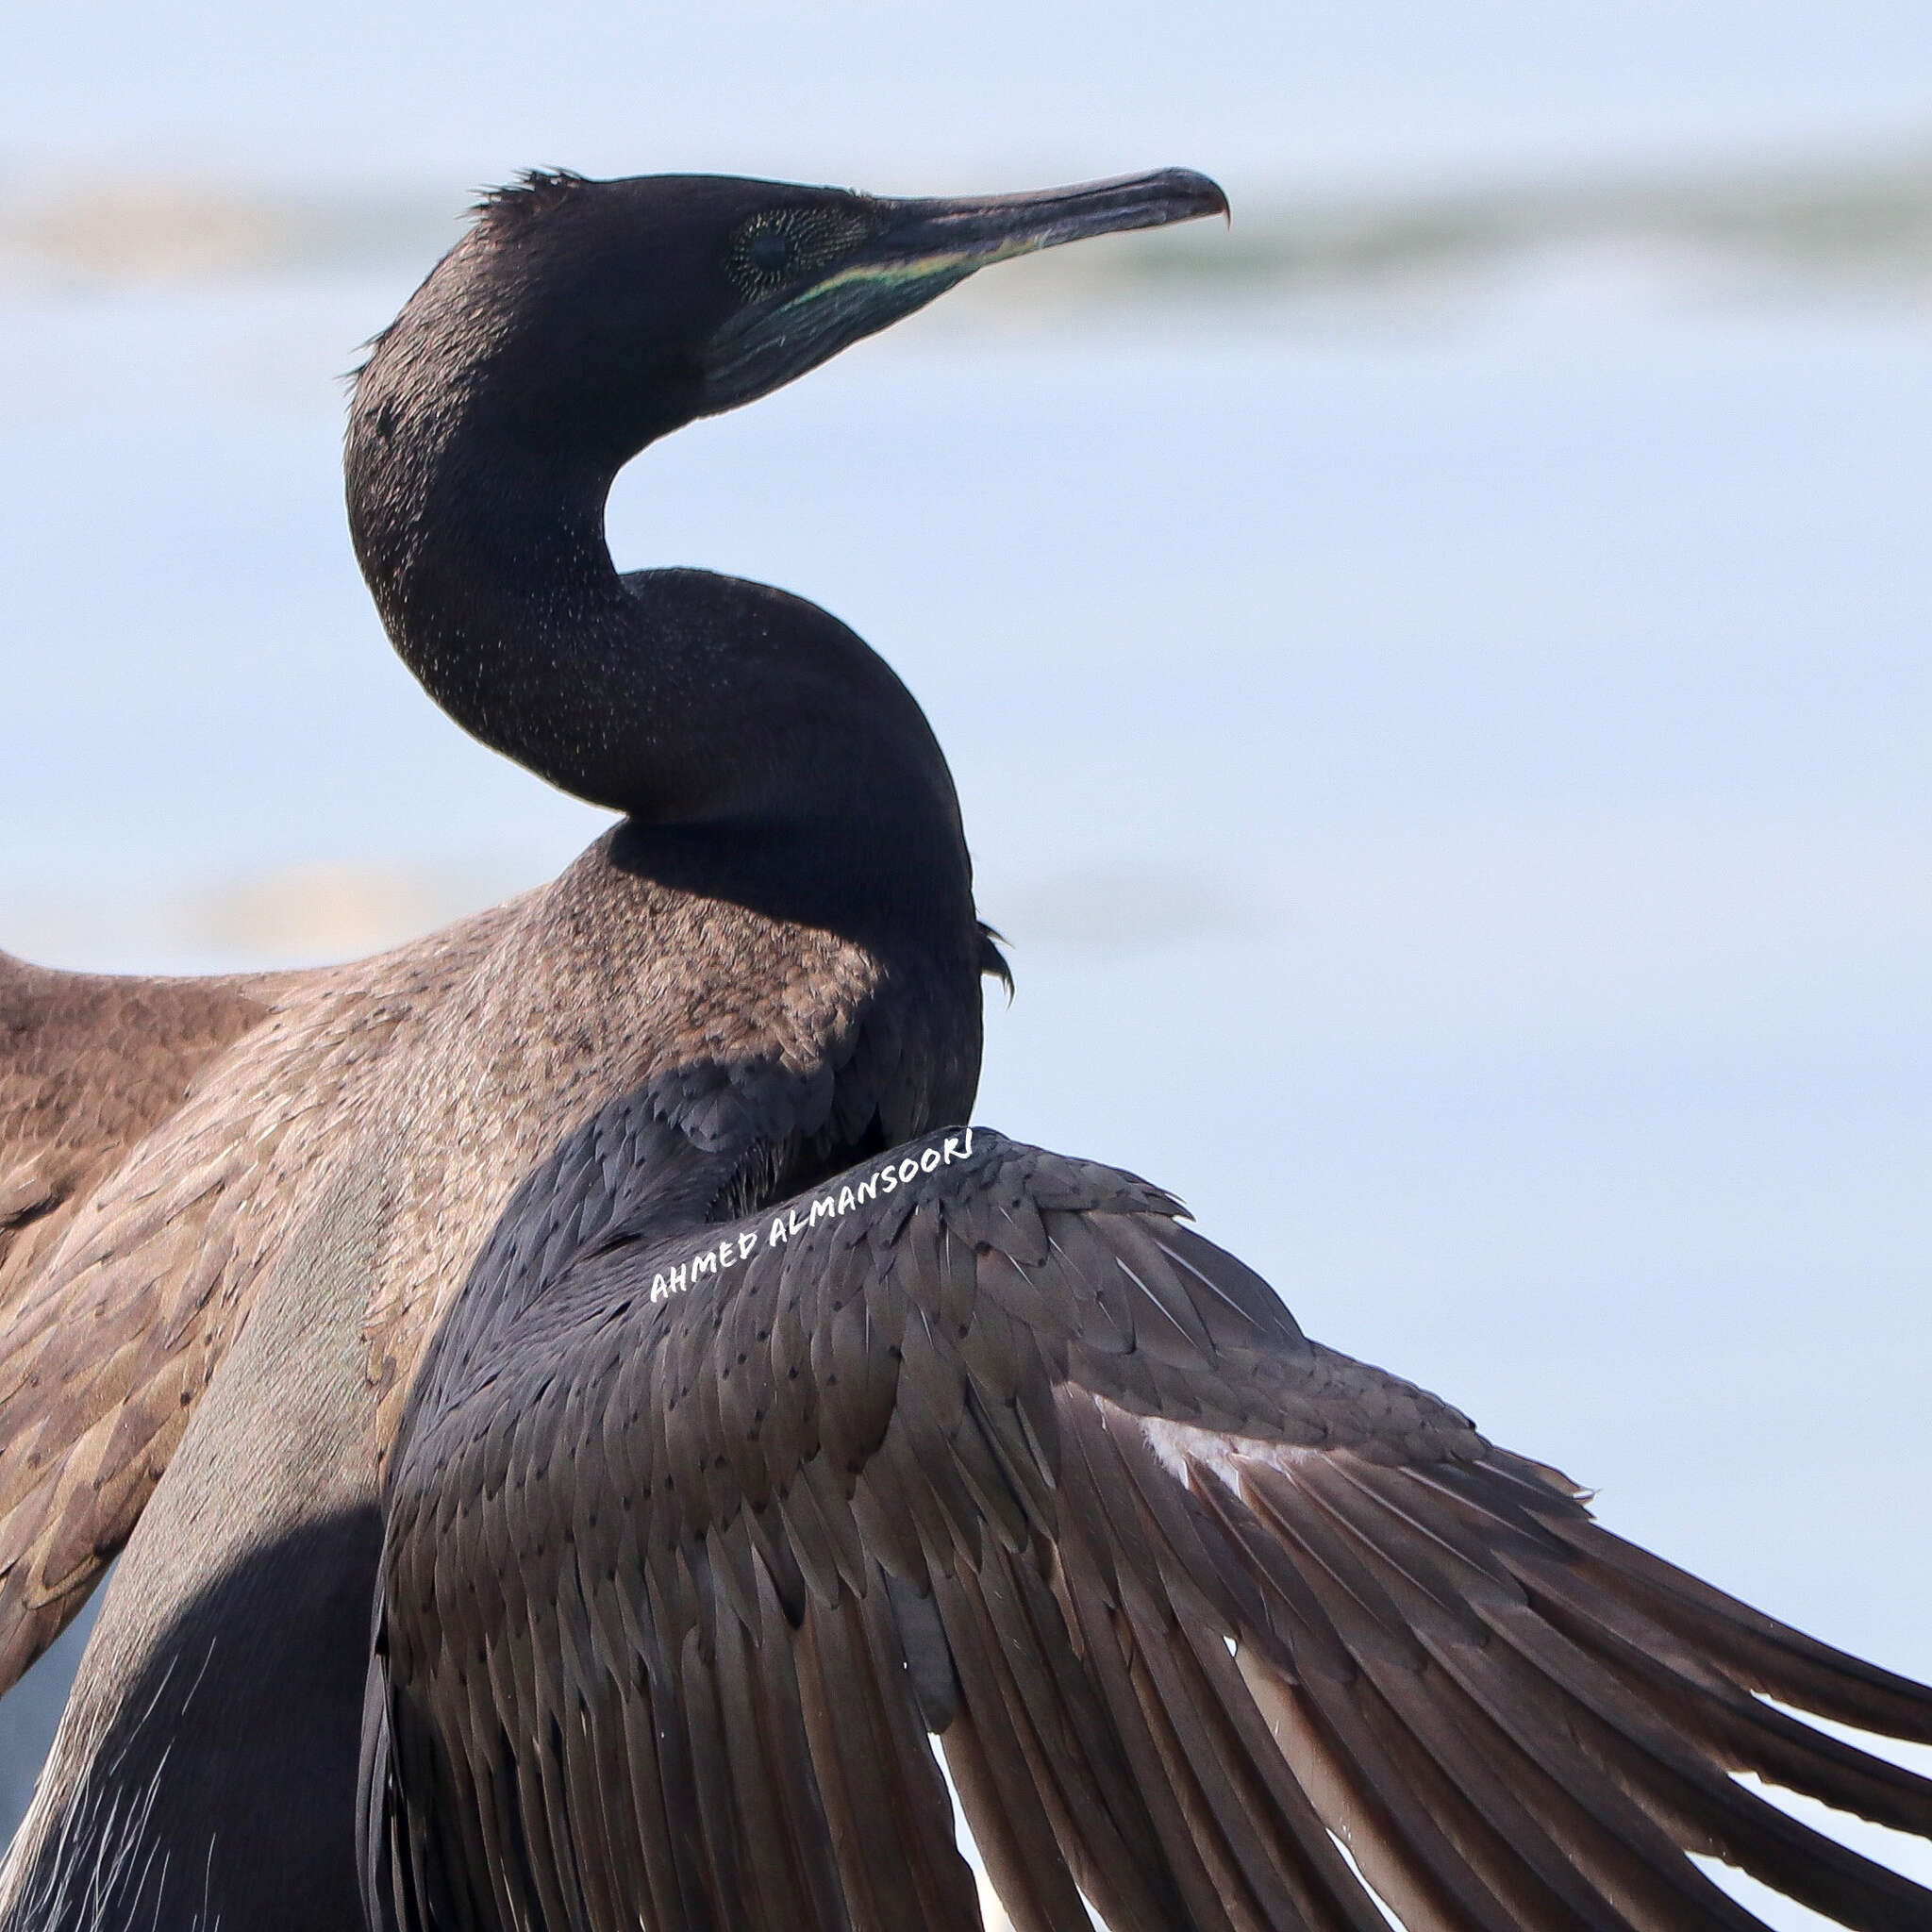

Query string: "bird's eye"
[747, 230, 793, 275]
[725, 204, 875, 294]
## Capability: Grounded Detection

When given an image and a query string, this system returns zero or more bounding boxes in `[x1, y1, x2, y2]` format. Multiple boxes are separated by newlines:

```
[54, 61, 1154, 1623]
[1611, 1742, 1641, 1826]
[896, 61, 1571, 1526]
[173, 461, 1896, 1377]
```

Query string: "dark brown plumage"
[0, 168, 1226, 1927]
[0, 850, 969, 1929]
[0, 948, 305, 1679]
[367, 1127, 1932, 1932]
[7, 158, 1929, 1932]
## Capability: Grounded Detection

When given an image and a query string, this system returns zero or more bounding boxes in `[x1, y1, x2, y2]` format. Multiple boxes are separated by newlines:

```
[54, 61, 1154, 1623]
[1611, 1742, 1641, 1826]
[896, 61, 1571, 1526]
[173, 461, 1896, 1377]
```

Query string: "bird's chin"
[698, 261, 974, 416]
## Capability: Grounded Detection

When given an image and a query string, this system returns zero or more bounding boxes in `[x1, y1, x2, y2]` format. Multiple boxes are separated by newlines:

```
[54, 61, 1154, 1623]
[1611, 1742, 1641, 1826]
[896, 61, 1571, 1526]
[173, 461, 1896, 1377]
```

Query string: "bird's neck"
[344, 370, 978, 938]
[348, 409, 641, 805]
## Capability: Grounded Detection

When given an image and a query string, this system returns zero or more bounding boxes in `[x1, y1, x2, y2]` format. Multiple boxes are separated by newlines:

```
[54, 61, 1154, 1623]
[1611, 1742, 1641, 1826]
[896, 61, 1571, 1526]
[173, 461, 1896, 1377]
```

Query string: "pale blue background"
[3, 7, 1929, 1924]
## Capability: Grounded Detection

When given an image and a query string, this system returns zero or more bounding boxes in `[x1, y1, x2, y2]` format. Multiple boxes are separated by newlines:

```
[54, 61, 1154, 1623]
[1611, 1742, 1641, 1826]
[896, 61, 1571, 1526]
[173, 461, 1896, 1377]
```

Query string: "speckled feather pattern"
[0, 911, 518, 1690]
[0, 825, 972, 1701]
[371, 1132, 1932, 1932]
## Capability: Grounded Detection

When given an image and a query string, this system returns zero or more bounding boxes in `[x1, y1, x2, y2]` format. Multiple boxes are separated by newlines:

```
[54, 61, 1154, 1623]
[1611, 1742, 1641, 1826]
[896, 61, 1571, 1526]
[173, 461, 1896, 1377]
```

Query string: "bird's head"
[344, 163, 1228, 833]
[358, 166, 1228, 475]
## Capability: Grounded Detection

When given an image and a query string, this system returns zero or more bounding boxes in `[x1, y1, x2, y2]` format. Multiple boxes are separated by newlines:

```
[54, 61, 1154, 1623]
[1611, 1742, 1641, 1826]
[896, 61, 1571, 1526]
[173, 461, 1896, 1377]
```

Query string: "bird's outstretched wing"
[0, 920, 492, 1693]
[0, 951, 281, 1331]
[0, 952, 300, 1676]
[370, 1126, 1932, 1932]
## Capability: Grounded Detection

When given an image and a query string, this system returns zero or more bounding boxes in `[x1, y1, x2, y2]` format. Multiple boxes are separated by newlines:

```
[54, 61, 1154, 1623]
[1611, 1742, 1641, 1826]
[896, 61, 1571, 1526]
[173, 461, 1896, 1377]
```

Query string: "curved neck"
[344, 376, 974, 932]
[347, 403, 638, 806]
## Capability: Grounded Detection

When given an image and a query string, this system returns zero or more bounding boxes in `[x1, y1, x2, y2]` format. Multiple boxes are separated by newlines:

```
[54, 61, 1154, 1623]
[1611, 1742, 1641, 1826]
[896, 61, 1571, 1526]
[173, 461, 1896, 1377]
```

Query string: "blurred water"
[2, 256, 1928, 1922]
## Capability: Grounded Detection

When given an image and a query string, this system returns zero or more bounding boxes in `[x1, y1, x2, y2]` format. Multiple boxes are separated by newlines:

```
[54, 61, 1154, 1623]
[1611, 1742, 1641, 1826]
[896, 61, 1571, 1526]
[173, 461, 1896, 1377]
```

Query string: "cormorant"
[1, 167, 1929, 1932]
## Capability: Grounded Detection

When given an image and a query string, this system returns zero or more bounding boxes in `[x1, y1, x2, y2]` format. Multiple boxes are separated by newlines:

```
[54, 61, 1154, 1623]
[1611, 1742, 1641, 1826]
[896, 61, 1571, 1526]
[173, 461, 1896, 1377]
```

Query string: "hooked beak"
[701, 167, 1229, 413]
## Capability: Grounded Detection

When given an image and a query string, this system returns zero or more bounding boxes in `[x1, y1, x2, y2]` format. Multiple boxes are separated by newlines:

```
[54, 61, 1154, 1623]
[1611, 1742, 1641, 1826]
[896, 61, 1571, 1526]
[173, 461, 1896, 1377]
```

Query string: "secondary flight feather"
[365, 1124, 1932, 1932]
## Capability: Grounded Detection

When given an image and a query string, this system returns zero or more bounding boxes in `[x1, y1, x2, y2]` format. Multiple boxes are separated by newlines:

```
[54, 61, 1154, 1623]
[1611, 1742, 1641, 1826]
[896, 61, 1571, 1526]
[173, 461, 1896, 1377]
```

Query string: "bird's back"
[0, 824, 977, 1930]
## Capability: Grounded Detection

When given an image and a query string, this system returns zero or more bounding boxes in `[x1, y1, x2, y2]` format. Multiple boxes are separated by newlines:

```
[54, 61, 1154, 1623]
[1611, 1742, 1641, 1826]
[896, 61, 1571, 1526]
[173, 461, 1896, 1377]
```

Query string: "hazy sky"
[5, 1, 1931, 192]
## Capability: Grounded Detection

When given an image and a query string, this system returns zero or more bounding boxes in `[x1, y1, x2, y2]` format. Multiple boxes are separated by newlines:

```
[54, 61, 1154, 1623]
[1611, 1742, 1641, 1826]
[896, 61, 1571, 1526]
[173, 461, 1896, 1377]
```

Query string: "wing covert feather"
[372, 1129, 1932, 1932]
[0, 903, 516, 1692]
[0, 950, 308, 1684]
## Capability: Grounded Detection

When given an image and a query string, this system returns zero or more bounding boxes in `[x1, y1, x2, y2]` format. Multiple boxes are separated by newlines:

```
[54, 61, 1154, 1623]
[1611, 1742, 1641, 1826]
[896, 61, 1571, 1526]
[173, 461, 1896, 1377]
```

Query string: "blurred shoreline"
[6, 136, 1932, 313]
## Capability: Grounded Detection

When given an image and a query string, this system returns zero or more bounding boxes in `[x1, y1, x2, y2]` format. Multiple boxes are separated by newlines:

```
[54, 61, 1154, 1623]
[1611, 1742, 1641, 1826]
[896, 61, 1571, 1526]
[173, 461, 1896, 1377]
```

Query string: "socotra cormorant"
[1, 167, 1929, 1932]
